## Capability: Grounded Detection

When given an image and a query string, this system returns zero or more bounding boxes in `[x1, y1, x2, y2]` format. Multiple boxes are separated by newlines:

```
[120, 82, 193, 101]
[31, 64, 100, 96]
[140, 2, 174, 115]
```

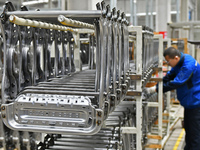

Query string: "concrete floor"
[145, 104, 185, 150]
[163, 105, 185, 150]
[163, 119, 185, 150]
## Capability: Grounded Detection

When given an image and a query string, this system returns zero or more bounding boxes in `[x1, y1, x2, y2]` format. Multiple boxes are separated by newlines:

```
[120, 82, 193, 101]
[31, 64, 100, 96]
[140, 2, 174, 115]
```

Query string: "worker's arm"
[162, 68, 176, 83]
[155, 68, 176, 92]
[162, 65, 194, 93]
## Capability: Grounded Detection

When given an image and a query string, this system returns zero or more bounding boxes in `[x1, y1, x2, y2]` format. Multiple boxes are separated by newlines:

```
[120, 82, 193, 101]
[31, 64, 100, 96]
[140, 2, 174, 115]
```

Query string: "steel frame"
[146, 34, 164, 149]
[0, 1, 175, 150]
[122, 31, 164, 149]
[121, 26, 143, 150]
[161, 38, 172, 147]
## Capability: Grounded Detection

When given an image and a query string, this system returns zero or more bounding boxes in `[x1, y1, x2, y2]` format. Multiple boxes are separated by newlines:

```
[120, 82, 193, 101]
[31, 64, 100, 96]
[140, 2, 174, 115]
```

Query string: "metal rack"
[121, 26, 143, 150]
[122, 26, 165, 150]
[147, 34, 163, 147]
[0, 1, 177, 150]
[0, 1, 134, 149]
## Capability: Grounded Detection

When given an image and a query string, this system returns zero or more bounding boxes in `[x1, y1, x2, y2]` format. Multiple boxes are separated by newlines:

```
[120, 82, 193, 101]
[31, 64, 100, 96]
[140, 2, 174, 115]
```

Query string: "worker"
[147, 47, 200, 150]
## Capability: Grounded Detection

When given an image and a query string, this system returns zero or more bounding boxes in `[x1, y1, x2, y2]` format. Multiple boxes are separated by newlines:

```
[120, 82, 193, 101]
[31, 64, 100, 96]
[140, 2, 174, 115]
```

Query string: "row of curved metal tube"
[0, 1, 164, 150]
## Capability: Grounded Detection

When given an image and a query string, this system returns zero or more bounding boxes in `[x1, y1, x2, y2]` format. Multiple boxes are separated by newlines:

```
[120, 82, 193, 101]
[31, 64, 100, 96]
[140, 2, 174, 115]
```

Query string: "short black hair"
[163, 47, 181, 58]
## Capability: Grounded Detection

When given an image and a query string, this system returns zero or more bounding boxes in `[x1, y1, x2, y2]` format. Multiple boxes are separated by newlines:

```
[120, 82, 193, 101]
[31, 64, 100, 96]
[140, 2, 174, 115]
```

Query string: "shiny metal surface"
[0, 1, 162, 150]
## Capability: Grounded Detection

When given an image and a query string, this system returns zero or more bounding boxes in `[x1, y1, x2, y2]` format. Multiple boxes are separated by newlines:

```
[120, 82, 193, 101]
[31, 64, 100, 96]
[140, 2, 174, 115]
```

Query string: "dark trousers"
[184, 107, 200, 150]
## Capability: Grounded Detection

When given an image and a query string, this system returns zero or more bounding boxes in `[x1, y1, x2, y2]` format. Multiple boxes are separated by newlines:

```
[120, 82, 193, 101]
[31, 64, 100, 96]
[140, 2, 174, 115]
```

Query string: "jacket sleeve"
[162, 64, 194, 93]
[163, 68, 176, 83]
[156, 68, 176, 92]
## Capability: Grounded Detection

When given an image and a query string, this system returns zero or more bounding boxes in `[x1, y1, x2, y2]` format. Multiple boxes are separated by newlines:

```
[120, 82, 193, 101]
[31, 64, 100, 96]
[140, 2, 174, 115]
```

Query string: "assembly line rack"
[121, 27, 171, 149]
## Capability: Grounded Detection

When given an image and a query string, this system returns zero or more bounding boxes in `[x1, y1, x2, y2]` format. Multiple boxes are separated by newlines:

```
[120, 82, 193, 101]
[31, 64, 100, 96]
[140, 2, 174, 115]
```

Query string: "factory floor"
[145, 104, 185, 150]
[163, 117, 185, 150]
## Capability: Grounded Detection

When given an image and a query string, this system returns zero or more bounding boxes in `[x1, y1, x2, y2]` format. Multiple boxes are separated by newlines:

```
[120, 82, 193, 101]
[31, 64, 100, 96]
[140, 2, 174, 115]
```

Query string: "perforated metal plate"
[1, 94, 103, 135]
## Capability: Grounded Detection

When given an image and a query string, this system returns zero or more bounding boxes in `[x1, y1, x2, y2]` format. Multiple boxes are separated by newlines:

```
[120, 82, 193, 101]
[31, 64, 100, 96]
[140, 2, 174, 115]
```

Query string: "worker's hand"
[146, 86, 156, 94]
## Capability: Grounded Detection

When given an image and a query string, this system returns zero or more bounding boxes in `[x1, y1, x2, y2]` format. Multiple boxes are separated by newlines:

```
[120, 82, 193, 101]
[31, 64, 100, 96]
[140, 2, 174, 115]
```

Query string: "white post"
[133, 0, 137, 26]
[88, 0, 100, 10]
[164, 38, 171, 140]
[155, 34, 163, 145]
[128, 26, 143, 150]
[176, 0, 180, 22]
[150, 0, 154, 29]
[155, 0, 171, 32]
[130, 0, 133, 25]
[145, 0, 149, 26]
[61, 0, 66, 10]
[110, 0, 117, 9]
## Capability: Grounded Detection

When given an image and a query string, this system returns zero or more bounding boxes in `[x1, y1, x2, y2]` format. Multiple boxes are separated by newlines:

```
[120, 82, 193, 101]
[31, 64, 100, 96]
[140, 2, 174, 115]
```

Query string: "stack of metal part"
[142, 26, 157, 88]
[0, 1, 140, 150]
[41, 128, 134, 150]
[128, 25, 161, 145]
[0, 0, 164, 149]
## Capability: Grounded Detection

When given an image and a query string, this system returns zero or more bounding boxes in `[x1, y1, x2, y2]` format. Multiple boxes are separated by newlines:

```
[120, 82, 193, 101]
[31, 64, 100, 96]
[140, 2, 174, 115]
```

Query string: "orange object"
[145, 82, 157, 87]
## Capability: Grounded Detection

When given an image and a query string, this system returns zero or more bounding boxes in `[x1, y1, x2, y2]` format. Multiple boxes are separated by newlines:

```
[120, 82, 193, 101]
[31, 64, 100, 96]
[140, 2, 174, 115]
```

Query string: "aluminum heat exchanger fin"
[1, 94, 103, 135]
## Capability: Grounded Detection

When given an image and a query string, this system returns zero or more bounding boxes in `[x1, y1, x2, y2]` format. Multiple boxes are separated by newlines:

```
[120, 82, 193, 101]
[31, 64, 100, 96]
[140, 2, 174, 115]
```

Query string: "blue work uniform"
[159, 52, 200, 150]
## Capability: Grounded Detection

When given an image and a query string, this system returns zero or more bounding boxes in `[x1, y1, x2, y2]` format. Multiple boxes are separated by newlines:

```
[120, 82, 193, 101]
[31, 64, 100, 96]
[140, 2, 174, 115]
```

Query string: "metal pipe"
[130, 0, 133, 25]
[9, 15, 76, 32]
[145, 0, 149, 26]
[58, 15, 94, 29]
[133, 0, 137, 25]
[0, 21, 6, 104]
[22, 0, 48, 6]
[49, 0, 52, 8]
[58, 0, 61, 10]
[61, 0, 66, 10]
[194, 0, 197, 21]
[6, 10, 101, 19]
[176, 0, 180, 22]
[150, 0, 154, 29]
[110, 0, 117, 10]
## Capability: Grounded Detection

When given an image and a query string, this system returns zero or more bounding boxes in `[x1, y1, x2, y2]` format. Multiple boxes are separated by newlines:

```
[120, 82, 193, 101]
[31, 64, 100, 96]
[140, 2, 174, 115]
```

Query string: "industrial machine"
[0, 1, 165, 150]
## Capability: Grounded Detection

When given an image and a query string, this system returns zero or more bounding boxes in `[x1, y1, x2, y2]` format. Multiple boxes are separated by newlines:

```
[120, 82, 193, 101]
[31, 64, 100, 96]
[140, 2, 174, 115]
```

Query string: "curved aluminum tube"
[0, 21, 7, 104]
[112, 21, 118, 94]
[94, 21, 100, 93]
[105, 19, 112, 93]
[98, 17, 106, 109]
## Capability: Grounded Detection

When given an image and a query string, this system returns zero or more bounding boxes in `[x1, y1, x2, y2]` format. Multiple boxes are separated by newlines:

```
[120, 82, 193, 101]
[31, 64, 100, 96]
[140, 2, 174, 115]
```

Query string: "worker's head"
[163, 47, 181, 67]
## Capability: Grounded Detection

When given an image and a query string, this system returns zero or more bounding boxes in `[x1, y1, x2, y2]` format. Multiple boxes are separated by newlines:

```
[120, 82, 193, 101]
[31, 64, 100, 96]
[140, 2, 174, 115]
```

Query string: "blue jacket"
[162, 52, 200, 109]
